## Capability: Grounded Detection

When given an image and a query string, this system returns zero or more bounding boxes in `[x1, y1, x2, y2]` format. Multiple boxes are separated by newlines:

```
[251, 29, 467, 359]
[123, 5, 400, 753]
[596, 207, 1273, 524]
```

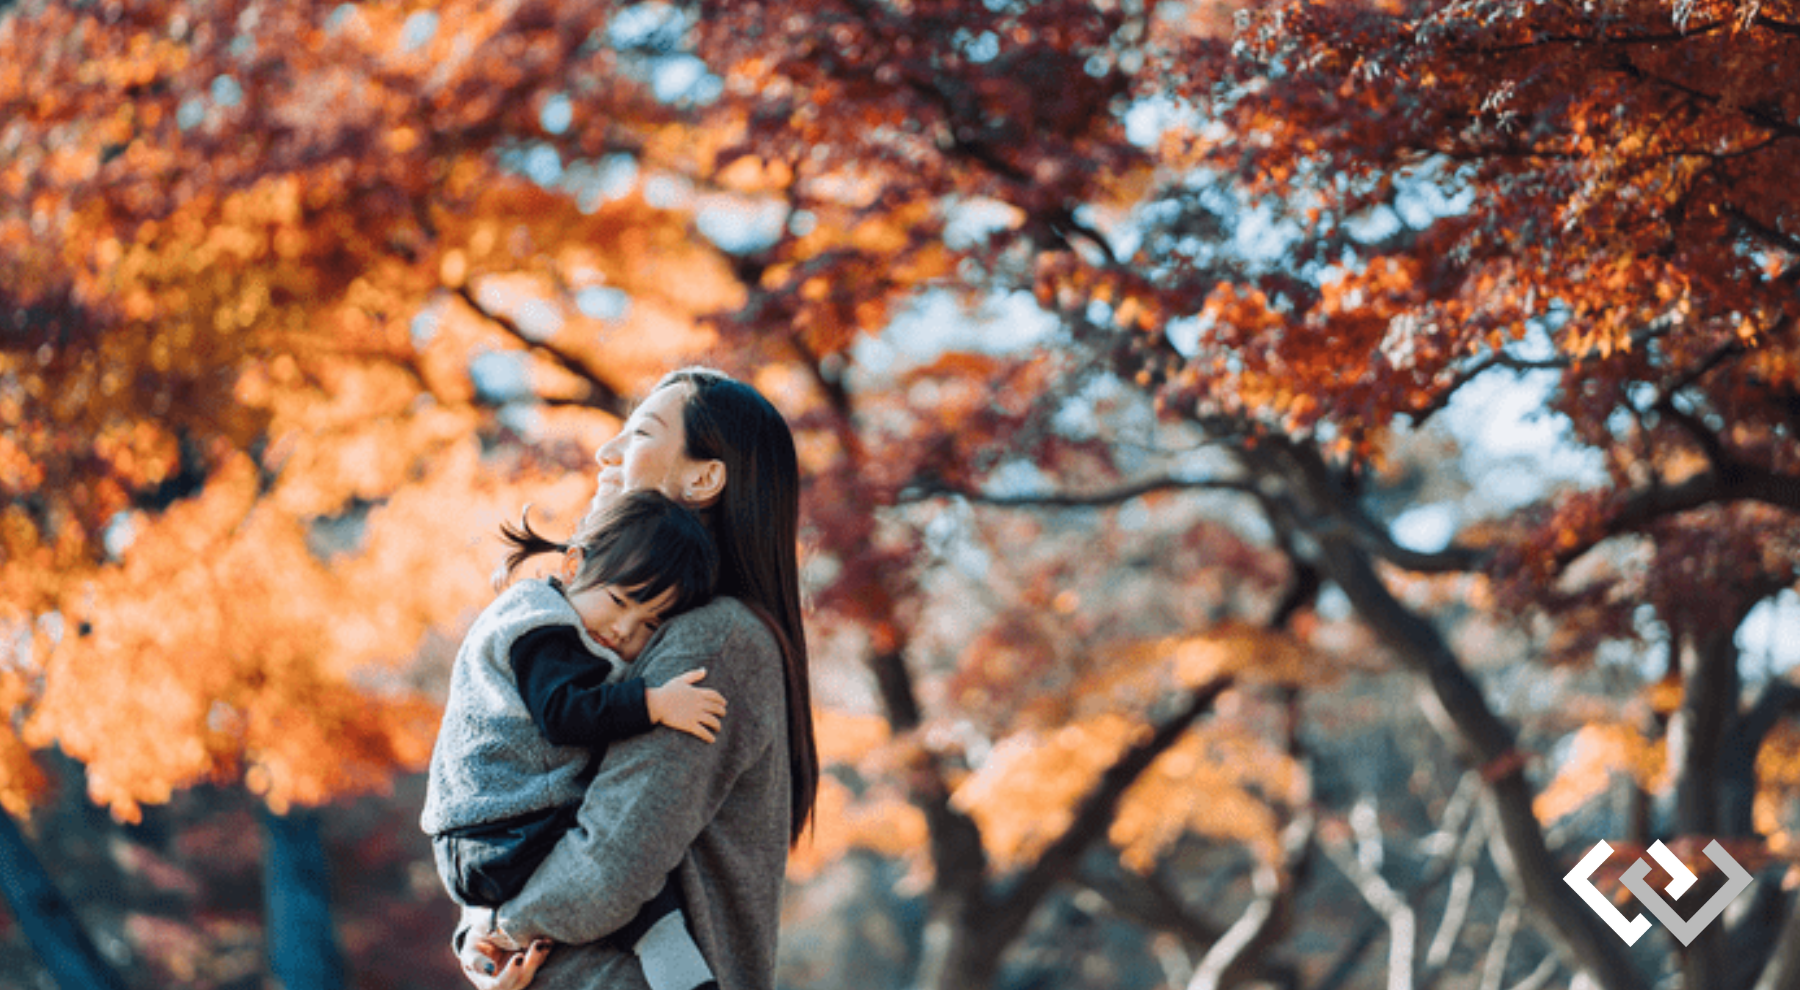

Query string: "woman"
[457, 367, 819, 990]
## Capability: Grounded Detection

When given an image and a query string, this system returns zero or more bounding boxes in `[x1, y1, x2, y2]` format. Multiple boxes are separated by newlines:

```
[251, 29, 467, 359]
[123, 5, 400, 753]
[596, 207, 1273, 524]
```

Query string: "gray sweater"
[421, 578, 623, 836]
[459, 596, 792, 990]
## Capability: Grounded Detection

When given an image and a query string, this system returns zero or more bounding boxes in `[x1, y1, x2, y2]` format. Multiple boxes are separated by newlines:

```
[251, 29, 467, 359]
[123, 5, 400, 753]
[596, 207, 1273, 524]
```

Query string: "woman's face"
[592, 383, 715, 514]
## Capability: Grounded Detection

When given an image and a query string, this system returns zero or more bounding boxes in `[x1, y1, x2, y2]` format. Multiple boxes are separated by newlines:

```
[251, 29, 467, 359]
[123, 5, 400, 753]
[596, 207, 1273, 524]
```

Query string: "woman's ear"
[559, 547, 583, 584]
[682, 459, 727, 508]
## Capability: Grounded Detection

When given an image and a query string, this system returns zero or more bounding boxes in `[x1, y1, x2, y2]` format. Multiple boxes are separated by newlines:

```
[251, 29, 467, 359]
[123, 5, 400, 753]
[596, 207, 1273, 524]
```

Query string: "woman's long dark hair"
[657, 367, 818, 847]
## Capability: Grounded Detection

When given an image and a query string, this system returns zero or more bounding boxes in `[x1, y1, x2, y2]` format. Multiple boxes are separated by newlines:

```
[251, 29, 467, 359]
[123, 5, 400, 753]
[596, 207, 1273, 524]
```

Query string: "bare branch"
[452, 284, 630, 417]
[896, 472, 1258, 508]
[1323, 816, 1418, 990]
[1188, 813, 1317, 990]
[1186, 812, 1315, 990]
[1422, 810, 1489, 978]
[1245, 434, 1643, 988]
[1509, 955, 1561, 990]
[1317, 774, 1487, 990]
[1479, 894, 1524, 990]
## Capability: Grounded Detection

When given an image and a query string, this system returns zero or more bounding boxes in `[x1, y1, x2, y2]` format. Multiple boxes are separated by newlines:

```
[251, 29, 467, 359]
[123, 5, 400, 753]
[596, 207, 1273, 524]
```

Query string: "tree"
[0, 0, 729, 982]
[6, 1, 1331, 985]
[666, 0, 1800, 987]
[10, 0, 1798, 987]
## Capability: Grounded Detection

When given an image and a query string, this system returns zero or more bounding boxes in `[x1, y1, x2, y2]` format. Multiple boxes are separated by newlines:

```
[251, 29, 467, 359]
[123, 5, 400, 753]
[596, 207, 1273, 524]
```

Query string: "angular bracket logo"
[1564, 839, 1753, 946]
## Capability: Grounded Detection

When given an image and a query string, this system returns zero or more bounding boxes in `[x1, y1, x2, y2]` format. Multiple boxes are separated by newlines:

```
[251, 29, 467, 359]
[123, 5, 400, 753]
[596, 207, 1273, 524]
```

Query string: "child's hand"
[461, 938, 551, 990]
[646, 669, 727, 743]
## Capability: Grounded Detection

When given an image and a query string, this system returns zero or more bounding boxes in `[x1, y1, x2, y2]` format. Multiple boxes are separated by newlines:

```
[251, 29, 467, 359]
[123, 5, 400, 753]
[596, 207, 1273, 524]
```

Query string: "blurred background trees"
[1, 0, 1797, 988]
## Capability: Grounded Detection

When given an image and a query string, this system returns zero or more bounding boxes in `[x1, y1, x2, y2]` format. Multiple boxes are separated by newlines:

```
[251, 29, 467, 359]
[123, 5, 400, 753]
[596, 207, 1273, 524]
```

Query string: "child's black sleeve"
[509, 626, 653, 748]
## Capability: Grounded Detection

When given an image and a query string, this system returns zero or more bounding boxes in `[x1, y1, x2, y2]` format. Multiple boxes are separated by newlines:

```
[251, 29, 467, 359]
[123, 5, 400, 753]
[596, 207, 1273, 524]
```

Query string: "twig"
[1423, 810, 1489, 977]
[1509, 954, 1560, 990]
[1323, 811, 1417, 990]
[1186, 813, 1316, 990]
[1478, 894, 1524, 990]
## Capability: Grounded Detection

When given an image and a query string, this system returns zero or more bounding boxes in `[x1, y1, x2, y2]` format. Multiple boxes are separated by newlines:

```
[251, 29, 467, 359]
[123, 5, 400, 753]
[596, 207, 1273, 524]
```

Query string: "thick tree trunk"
[1310, 531, 1642, 990]
[1254, 438, 1642, 990]
[262, 806, 348, 990]
[1753, 899, 1800, 990]
[1669, 628, 1738, 990]
[0, 810, 130, 990]
[1730, 681, 1800, 990]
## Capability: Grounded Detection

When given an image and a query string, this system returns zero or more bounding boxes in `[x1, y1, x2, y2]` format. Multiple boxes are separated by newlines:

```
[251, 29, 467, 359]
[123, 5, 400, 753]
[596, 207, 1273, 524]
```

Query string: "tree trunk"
[1753, 898, 1800, 990]
[1669, 628, 1739, 989]
[1311, 530, 1642, 990]
[262, 806, 348, 990]
[0, 809, 131, 990]
[1256, 437, 1642, 990]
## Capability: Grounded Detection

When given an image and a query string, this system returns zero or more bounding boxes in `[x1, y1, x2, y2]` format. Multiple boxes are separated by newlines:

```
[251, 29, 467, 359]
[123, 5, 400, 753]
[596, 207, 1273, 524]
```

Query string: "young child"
[422, 489, 725, 990]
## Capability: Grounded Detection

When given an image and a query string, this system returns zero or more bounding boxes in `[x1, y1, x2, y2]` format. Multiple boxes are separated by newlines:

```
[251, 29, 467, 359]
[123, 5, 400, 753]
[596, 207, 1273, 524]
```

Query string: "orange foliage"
[787, 775, 929, 882]
[1164, 622, 1344, 688]
[950, 713, 1147, 871]
[1533, 723, 1667, 825]
[1111, 721, 1306, 871]
[951, 712, 1302, 873]
[4, 0, 1794, 955]
[1757, 722, 1800, 861]
[0, 0, 748, 818]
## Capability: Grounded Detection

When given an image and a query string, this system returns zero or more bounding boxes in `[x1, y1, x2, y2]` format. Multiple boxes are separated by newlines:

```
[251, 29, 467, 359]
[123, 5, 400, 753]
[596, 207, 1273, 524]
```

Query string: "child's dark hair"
[500, 490, 718, 617]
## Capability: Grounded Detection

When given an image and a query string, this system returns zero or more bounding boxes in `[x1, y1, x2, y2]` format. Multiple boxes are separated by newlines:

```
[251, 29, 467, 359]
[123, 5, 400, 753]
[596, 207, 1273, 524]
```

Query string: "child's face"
[562, 580, 677, 663]
[560, 549, 676, 662]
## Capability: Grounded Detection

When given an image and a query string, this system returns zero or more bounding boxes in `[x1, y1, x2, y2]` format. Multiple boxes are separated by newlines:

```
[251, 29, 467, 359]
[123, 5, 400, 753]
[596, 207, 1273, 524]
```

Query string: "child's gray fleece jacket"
[421, 578, 621, 836]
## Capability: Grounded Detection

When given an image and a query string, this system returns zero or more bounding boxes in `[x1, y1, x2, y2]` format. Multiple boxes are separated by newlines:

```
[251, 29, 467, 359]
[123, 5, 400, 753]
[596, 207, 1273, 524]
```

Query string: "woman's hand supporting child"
[460, 925, 551, 990]
[645, 668, 726, 744]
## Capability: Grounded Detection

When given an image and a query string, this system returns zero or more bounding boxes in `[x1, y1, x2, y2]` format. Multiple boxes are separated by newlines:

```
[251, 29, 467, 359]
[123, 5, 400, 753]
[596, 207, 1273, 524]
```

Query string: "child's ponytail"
[497, 505, 571, 580]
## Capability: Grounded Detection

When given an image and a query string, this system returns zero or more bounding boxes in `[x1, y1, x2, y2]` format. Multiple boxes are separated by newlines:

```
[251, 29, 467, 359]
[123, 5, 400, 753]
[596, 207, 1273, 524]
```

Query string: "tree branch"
[1508, 955, 1562, 990]
[1654, 395, 1731, 472]
[1723, 203, 1800, 257]
[1617, 60, 1800, 142]
[1595, 460, 1800, 538]
[902, 471, 1491, 573]
[1421, 808, 1490, 983]
[1314, 773, 1484, 990]
[1447, 13, 1800, 55]
[1322, 819, 1419, 990]
[896, 472, 1256, 508]
[452, 284, 630, 417]
[1734, 680, 1800, 759]
[1244, 435, 1644, 989]
[990, 676, 1235, 940]
[1187, 812, 1314, 990]
[1077, 854, 1227, 949]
